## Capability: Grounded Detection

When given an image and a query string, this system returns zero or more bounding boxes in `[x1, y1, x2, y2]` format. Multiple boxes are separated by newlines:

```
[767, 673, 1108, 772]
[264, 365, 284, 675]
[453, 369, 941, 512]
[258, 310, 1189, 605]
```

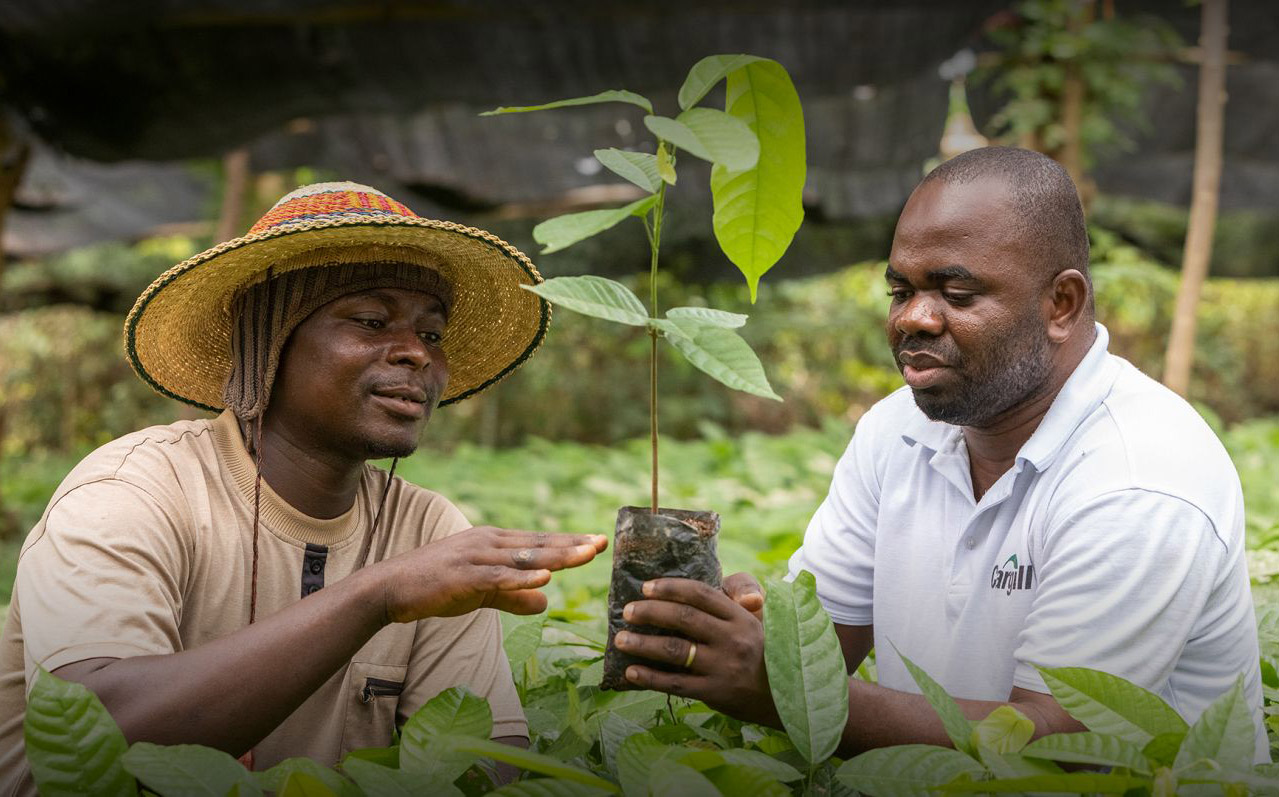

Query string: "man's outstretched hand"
[613, 573, 780, 727]
[380, 527, 608, 621]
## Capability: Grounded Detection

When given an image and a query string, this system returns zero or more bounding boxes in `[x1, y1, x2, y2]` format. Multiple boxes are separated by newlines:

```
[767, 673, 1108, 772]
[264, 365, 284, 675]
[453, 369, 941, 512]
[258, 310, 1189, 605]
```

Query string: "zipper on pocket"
[361, 677, 405, 704]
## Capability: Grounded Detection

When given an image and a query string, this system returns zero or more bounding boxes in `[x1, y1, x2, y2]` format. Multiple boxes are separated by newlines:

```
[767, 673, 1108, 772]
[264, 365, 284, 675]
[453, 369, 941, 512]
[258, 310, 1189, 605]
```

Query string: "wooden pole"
[1163, 0, 1228, 397]
[214, 148, 251, 243]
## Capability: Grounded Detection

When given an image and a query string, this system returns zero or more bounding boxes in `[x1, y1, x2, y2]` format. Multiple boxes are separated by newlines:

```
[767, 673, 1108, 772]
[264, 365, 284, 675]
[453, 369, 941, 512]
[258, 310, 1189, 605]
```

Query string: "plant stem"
[649, 179, 667, 515]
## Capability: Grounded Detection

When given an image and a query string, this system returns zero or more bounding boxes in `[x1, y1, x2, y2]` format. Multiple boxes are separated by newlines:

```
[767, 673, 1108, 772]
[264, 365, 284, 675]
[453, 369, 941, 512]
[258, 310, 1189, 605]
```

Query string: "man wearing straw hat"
[0, 181, 608, 791]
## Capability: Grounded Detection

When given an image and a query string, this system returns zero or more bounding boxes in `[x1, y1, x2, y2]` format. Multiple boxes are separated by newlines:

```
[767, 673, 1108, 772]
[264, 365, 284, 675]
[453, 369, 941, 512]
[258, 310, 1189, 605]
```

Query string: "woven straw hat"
[125, 181, 550, 410]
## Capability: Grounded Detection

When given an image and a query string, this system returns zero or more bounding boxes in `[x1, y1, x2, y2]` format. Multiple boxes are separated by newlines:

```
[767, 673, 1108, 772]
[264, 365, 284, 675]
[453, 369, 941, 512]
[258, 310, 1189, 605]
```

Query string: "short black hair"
[921, 147, 1090, 289]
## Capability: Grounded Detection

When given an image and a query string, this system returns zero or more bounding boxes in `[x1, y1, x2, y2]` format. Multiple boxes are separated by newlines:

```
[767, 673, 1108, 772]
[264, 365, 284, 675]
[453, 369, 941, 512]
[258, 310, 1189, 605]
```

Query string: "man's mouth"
[897, 351, 952, 390]
[371, 386, 430, 419]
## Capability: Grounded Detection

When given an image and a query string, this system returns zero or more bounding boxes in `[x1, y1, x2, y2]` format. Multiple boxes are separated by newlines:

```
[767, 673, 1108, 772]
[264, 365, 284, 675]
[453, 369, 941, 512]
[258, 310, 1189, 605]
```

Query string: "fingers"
[488, 529, 608, 552]
[640, 578, 739, 621]
[622, 663, 711, 698]
[724, 572, 765, 614]
[480, 542, 602, 572]
[623, 597, 722, 639]
[613, 630, 698, 671]
[488, 589, 549, 615]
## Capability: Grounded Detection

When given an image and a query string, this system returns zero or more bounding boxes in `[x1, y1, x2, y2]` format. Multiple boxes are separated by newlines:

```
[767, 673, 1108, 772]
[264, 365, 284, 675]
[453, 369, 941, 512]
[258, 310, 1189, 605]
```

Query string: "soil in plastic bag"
[601, 505, 721, 691]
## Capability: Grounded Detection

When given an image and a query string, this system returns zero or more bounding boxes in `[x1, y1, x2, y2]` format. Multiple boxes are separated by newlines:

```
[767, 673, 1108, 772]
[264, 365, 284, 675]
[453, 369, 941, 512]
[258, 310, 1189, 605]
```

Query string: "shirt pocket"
[342, 661, 408, 756]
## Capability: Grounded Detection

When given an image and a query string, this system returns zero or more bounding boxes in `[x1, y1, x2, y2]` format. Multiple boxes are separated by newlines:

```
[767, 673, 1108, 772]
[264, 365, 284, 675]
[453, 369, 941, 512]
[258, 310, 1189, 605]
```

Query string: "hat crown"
[246, 181, 419, 236]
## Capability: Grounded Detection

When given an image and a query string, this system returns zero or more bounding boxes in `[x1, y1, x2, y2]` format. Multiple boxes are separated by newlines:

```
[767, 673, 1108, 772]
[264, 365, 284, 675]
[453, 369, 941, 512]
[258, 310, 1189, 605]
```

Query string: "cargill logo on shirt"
[990, 554, 1035, 595]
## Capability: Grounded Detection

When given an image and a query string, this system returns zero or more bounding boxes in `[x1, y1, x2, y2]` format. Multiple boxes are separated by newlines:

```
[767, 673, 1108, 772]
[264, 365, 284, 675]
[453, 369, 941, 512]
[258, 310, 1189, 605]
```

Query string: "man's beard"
[897, 314, 1054, 428]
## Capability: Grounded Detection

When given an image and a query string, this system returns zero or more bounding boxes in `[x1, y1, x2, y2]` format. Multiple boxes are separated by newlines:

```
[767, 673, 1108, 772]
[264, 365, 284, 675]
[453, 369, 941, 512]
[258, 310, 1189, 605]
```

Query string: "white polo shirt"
[789, 324, 1267, 761]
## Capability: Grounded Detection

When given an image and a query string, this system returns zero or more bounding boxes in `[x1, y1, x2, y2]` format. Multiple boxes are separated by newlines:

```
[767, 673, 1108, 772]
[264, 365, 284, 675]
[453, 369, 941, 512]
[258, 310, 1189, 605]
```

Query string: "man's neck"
[249, 420, 364, 520]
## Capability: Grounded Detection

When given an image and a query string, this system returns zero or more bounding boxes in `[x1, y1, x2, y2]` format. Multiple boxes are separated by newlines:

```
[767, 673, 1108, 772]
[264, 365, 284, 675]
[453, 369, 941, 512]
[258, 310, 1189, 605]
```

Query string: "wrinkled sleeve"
[396, 501, 527, 739]
[16, 478, 190, 686]
[787, 416, 882, 626]
[1013, 489, 1223, 695]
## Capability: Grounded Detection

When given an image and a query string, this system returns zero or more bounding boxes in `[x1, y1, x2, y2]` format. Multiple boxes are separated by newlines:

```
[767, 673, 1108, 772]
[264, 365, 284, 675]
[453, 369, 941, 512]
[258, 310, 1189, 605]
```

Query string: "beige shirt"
[0, 411, 525, 795]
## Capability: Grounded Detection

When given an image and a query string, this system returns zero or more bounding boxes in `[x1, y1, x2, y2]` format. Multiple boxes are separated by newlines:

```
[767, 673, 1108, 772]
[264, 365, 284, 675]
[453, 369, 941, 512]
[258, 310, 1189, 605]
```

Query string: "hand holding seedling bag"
[483, 53, 806, 690]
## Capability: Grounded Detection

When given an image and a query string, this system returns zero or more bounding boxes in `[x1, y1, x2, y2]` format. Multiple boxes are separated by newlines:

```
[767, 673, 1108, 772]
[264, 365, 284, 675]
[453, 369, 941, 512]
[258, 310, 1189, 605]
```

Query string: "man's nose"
[892, 293, 945, 338]
[387, 329, 432, 369]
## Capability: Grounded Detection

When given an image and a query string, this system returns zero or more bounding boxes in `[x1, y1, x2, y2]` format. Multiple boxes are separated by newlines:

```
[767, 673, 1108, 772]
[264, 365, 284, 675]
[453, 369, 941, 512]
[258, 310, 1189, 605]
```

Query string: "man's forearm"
[836, 679, 1085, 758]
[54, 565, 388, 755]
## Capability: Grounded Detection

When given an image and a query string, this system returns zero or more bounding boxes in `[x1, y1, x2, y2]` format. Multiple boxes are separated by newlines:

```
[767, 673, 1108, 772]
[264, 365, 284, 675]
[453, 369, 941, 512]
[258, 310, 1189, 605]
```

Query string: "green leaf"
[486, 780, 614, 797]
[504, 616, 545, 669]
[762, 570, 849, 763]
[1038, 666, 1187, 746]
[896, 649, 975, 756]
[939, 771, 1148, 793]
[647, 760, 719, 796]
[254, 758, 352, 796]
[523, 276, 650, 327]
[597, 713, 647, 776]
[277, 771, 338, 797]
[664, 325, 781, 400]
[665, 307, 748, 329]
[481, 90, 653, 116]
[23, 669, 135, 797]
[1174, 677, 1256, 772]
[836, 745, 988, 797]
[970, 705, 1035, 753]
[434, 736, 619, 793]
[341, 758, 462, 797]
[1142, 731, 1186, 767]
[565, 682, 588, 741]
[701, 764, 791, 797]
[710, 59, 806, 302]
[678, 54, 766, 110]
[122, 743, 258, 797]
[643, 110, 758, 171]
[656, 143, 676, 186]
[342, 744, 398, 770]
[594, 149, 661, 193]
[616, 734, 674, 797]
[531, 196, 657, 254]
[716, 749, 803, 782]
[399, 686, 493, 780]
[976, 746, 1064, 779]
[1022, 731, 1152, 774]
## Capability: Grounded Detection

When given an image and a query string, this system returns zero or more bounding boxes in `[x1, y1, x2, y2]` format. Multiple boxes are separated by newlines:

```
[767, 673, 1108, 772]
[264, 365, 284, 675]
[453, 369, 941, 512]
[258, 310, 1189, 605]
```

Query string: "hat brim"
[125, 215, 550, 411]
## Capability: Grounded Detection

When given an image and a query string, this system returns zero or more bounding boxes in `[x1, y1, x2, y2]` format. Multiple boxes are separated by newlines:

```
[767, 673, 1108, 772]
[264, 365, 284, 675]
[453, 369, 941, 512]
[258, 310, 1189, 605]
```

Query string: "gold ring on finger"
[683, 642, 698, 669]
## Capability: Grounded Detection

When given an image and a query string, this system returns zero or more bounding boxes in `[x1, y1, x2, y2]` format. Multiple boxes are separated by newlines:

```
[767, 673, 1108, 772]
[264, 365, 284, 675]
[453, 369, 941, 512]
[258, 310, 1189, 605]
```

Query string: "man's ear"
[1046, 269, 1090, 343]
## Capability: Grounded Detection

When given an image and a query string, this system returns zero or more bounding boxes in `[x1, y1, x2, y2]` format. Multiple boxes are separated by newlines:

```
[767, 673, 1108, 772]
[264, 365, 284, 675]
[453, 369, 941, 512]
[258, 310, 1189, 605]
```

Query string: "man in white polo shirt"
[611, 147, 1267, 762]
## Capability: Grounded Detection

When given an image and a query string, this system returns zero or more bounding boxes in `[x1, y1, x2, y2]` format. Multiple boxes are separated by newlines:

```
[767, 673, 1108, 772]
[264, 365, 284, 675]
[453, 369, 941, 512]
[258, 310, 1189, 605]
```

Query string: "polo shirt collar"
[900, 323, 1118, 474]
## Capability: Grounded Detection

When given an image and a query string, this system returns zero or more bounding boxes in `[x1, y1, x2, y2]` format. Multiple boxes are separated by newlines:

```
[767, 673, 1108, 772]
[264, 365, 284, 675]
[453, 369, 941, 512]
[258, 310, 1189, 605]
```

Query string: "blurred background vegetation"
[1, 0, 1277, 668]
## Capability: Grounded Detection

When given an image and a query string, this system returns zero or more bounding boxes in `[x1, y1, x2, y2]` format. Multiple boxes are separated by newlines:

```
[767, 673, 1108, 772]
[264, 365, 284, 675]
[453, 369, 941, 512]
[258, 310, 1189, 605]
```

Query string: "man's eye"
[355, 317, 384, 329]
[887, 288, 912, 302]
[419, 331, 444, 345]
[944, 292, 975, 305]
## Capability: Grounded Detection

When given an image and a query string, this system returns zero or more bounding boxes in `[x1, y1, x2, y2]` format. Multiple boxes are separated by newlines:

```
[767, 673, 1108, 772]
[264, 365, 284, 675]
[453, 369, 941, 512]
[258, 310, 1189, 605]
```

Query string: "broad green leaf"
[647, 760, 719, 796]
[576, 657, 604, 688]
[342, 744, 398, 769]
[565, 682, 587, 740]
[977, 746, 1064, 778]
[678, 54, 766, 110]
[504, 616, 545, 669]
[1174, 677, 1255, 772]
[597, 713, 647, 775]
[643, 110, 758, 171]
[716, 749, 803, 782]
[656, 143, 676, 185]
[616, 734, 674, 797]
[531, 196, 657, 254]
[970, 705, 1035, 753]
[836, 745, 988, 797]
[1142, 731, 1186, 767]
[522, 276, 649, 327]
[666, 306, 748, 329]
[594, 149, 661, 193]
[710, 59, 806, 301]
[702, 763, 791, 797]
[341, 758, 462, 797]
[940, 771, 1148, 793]
[278, 771, 338, 797]
[1038, 666, 1187, 745]
[399, 686, 493, 780]
[481, 90, 653, 116]
[1022, 731, 1152, 774]
[23, 669, 134, 797]
[896, 649, 975, 756]
[122, 743, 257, 797]
[665, 325, 781, 400]
[545, 725, 593, 762]
[434, 736, 618, 792]
[762, 570, 849, 763]
[487, 780, 614, 797]
[254, 757, 352, 796]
